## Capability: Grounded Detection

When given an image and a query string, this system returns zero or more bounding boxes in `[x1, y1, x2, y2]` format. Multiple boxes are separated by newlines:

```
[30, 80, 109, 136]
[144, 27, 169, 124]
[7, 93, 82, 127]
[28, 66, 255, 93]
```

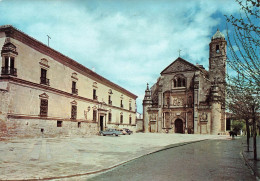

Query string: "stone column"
[211, 85, 221, 134]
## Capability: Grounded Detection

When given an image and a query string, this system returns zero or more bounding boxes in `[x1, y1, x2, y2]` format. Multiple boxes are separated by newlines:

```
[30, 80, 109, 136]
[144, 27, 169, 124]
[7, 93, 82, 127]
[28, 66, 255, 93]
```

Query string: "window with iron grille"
[1, 56, 17, 76]
[40, 68, 49, 85]
[40, 99, 48, 116]
[71, 105, 77, 120]
[57, 121, 62, 127]
[93, 110, 97, 122]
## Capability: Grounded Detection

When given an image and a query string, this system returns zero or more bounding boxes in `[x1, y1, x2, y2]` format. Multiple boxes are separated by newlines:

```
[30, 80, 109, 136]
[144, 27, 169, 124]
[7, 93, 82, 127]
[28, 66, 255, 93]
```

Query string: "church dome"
[212, 29, 225, 39]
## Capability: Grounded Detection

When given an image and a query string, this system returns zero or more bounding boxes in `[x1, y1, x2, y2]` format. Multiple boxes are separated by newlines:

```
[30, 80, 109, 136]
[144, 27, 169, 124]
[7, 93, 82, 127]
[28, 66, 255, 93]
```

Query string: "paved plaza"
[0, 133, 230, 180]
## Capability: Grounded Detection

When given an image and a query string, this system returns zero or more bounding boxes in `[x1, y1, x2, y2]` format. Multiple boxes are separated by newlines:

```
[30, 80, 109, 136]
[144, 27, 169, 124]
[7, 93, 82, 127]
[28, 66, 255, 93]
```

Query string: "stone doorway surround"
[175, 119, 184, 133]
[98, 107, 108, 131]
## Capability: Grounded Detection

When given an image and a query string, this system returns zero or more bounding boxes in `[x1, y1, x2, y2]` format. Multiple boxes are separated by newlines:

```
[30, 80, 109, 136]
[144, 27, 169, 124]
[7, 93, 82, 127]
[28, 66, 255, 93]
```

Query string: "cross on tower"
[178, 49, 182, 57]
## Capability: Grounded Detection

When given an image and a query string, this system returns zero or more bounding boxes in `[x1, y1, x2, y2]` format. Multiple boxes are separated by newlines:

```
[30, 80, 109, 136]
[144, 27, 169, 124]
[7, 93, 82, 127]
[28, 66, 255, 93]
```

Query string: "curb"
[241, 150, 260, 180]
[1, 139, 207, 181]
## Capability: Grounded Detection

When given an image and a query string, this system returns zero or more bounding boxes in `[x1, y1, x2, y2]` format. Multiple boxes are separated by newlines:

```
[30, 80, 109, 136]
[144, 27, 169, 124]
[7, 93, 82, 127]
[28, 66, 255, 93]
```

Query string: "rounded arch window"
[173, 75, 186, 88]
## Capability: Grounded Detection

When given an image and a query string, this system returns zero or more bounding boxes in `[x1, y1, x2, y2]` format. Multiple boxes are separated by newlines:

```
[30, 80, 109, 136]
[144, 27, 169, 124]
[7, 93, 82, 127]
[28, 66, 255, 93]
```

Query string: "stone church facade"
[0, 25, 137, 138]
[143, 30, 226, 134]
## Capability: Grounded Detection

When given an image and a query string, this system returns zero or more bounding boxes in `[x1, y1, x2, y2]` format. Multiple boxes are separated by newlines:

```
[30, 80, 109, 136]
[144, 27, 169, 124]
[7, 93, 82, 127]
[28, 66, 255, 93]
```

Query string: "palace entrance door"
[100, 116, 104, 131]
[175, 119, 183, 133]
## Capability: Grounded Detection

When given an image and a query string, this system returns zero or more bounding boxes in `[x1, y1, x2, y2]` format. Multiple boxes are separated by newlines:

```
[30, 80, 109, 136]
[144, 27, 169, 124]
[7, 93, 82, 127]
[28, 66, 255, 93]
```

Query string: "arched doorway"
[175, 119, 183, 133]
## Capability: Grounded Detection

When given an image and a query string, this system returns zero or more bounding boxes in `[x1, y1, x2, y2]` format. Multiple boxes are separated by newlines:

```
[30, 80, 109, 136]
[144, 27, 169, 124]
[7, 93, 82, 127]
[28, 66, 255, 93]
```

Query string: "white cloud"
[0, 0, 240, 113]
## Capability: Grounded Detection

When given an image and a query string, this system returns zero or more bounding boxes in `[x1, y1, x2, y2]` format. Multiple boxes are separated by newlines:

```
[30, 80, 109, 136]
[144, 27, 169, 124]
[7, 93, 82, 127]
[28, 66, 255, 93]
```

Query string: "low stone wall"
[3, 118, 99, 138]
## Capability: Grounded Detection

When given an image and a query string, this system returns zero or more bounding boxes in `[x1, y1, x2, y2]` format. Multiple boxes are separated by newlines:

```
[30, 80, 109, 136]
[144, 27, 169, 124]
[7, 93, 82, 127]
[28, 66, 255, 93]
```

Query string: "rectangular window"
[108, 113, 112, 122]
[57, 121, 62, 127]
[120, 115, 123, 124]
[93, 89, 97, 100]
[129, 103, 132, 110]
[10, 58, 14, 69]
[108, 95, 112, 105]
[2, 57, 16, 76]
[40, 99, 48, 117]
[121, 100, 123, 108]
[72, 81, 78, 94]
[93, 110, 97, 122]
[40, 68, 49, 85]
[4, 57, 8, 68]
[129, 117, 132, 125]
[71, 105, 77, 119]
[78, 122, 81, 128]
[41, 68, 47, 78]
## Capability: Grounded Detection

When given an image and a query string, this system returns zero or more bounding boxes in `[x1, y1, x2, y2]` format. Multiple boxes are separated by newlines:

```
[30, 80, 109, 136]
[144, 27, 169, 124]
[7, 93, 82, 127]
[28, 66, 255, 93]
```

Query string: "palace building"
[0, 25, 137, 137]
[142, 30, 227, 134]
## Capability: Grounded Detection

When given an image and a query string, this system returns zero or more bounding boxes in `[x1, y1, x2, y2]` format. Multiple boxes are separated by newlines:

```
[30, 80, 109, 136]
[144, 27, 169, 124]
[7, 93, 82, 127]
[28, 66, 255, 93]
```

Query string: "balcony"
[72, 88, 78, 95]
[108, 100, 112, 105]
[40, 77, 50, 86]
[93, 95, 98, 101]
[1, 67, 17, 76]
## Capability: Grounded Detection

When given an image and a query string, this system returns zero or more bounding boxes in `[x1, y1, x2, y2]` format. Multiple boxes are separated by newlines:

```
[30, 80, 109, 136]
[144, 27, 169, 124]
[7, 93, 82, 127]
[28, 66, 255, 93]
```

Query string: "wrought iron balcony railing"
[72, 88, 78, 95]
[40, 77, 50, 86]
[1, 67, 17, 76]
[93, 95, 98, 100]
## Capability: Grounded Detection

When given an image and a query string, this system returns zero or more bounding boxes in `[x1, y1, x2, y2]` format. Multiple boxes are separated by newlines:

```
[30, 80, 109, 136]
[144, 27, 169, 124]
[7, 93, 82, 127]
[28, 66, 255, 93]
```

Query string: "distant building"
[0, 25, 137, 137]
[142, 30, 227, 134]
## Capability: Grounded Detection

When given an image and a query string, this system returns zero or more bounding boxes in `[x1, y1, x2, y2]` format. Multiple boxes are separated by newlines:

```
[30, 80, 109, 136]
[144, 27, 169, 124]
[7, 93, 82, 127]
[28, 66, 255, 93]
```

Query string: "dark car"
[99, 128, 122, 136]
[120, 128, 133, 135]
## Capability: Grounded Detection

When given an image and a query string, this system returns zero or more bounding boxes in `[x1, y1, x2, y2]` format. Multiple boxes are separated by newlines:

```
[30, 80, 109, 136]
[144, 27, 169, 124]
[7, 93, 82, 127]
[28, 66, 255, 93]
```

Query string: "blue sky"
[0, 0, 240, 113]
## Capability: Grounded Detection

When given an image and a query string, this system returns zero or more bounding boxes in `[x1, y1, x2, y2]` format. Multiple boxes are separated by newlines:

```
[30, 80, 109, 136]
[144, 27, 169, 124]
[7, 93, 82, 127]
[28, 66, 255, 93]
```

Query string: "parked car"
[120, 128, 133, 135]
[99, 128, 122, 136]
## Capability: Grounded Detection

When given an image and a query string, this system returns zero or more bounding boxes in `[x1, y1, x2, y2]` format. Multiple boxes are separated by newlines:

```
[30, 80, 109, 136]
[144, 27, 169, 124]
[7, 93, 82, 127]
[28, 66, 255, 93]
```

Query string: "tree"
[225, 0, 259, 87]
[226, 77, 259, 153]
[225, 0, 259, 160]
[231, 120, 244, 134]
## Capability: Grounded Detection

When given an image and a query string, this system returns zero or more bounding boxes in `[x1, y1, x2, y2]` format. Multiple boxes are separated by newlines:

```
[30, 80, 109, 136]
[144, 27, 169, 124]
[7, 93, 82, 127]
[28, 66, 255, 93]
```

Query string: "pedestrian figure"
[229, 130, 237, 139]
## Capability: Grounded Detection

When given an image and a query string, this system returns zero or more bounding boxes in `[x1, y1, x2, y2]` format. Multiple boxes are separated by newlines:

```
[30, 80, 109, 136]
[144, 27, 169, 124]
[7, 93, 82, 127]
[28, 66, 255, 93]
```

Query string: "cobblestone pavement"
[0, 133, 230, 180]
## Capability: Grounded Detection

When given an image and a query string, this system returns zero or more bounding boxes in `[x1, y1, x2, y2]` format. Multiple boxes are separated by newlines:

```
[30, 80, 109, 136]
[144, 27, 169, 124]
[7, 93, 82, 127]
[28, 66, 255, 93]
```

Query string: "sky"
[0, 0, 241, 113]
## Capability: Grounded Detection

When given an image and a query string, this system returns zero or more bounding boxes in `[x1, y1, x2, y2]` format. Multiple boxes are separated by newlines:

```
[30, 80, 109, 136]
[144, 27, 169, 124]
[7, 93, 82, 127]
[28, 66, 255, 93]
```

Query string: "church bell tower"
[209, 29, 227, 88]
[209, 29, 227, 134]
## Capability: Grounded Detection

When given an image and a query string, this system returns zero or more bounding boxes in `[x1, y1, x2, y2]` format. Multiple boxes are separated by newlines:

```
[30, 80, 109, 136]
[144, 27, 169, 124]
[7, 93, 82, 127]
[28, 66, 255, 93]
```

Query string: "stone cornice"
[0, 25, 138, 99]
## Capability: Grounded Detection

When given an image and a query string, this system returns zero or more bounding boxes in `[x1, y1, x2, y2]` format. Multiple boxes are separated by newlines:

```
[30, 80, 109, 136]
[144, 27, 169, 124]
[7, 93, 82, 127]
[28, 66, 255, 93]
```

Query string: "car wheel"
[113, 133, 116, 136]
[100, 133, 104, 136]
[116, 134, 119, 136]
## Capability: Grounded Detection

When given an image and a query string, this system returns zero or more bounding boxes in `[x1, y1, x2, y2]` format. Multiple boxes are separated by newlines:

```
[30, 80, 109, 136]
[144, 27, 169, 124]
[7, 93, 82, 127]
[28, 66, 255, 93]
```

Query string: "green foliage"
[232, 120, 244, 133]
